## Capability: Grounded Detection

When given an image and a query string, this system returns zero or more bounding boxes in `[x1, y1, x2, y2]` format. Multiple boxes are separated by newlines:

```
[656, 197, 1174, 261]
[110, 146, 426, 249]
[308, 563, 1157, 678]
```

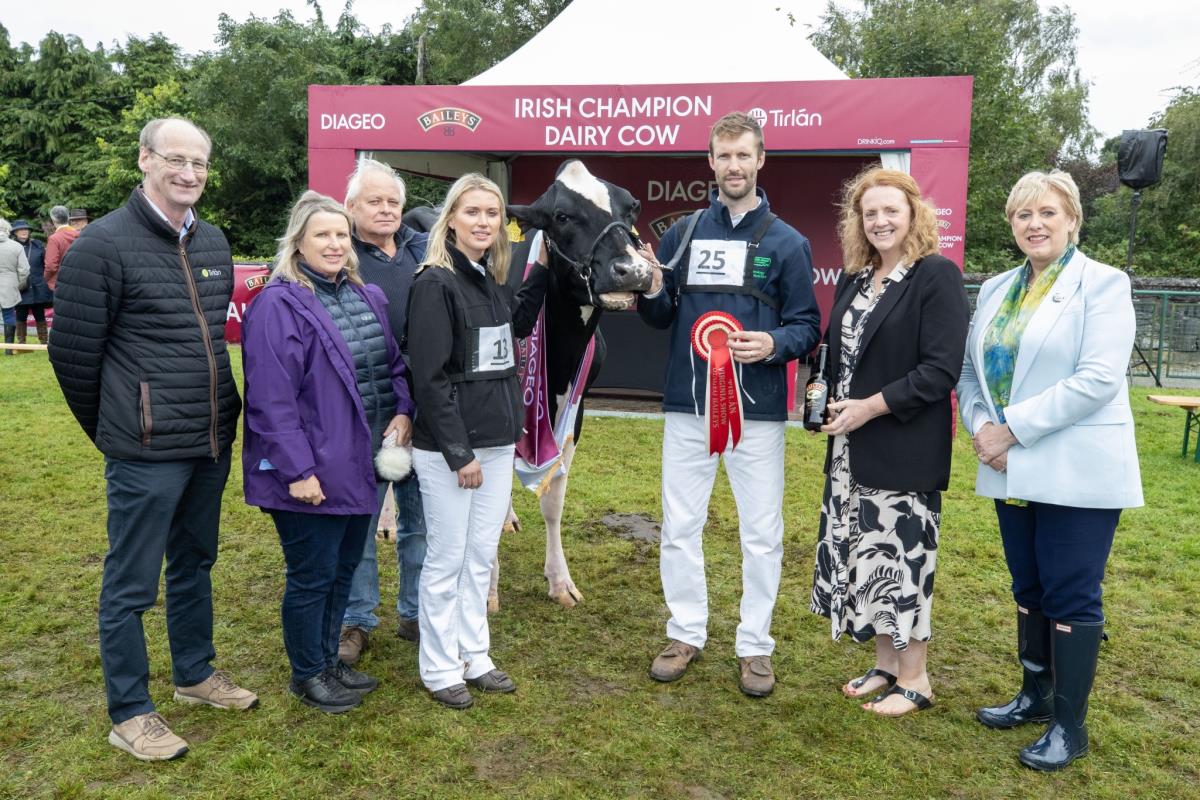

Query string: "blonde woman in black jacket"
[407, 173, 548, 709]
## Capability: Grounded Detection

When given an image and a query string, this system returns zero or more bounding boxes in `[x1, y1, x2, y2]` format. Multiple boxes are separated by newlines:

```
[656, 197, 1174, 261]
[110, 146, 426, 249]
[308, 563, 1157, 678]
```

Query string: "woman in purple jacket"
[242, 191, 414, 714]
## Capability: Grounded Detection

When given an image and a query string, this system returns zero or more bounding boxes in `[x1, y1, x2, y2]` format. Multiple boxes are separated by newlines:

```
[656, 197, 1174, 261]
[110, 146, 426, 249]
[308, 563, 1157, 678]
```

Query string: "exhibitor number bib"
[686, 240, 748, 288]
[470, 323, 516, 375]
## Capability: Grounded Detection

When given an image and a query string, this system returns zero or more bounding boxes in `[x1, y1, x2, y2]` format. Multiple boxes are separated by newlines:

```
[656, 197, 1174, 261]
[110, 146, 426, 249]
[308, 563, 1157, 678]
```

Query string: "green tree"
[188, 7, 419, 255]
[1087, 89, 1200, 276]
[410, 0, 572, 84]
[810, 0, 1095, 272]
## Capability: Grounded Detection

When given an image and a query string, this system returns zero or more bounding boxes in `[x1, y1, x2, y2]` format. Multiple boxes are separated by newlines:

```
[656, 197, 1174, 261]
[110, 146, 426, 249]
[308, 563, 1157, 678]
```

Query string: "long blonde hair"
[272, 190, 362, 290]
[838, 167, 939, 274]
[421, 173, 511, 284]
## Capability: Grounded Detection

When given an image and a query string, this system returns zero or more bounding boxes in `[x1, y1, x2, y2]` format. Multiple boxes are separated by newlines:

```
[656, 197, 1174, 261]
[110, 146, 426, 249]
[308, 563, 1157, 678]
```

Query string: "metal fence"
[964, 286, 1200, 384]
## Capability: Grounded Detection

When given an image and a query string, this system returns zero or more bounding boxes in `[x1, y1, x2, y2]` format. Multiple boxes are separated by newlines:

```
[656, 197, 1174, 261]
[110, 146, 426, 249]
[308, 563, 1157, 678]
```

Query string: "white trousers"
[660, 412, 785, 656]
[414, 444, 515, 691]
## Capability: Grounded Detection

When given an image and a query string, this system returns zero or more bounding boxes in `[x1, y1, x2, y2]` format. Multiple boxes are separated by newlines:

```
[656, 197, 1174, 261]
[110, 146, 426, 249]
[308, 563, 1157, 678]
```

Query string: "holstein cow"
[404, 160, 652, 609]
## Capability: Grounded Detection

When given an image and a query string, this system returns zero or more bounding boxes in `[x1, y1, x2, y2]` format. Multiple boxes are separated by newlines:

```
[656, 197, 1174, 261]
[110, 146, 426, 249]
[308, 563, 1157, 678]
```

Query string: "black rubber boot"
[36, 319, 48, 344]
[977, 607, 1053, 728]
[3, 324, 14, 355]
[1019, 620, 1104, 771]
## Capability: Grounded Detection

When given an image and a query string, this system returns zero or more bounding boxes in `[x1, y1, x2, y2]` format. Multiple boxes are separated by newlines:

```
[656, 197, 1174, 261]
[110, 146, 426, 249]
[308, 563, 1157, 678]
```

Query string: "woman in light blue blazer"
[957, 170, 1142, 772]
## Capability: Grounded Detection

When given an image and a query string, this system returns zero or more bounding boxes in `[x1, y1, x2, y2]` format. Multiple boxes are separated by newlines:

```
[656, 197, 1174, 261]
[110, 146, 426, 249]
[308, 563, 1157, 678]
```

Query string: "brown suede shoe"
[650, 640, 702, 682]
[174, 669, 259, 710]
[108, 712, 189, 761]
[338, 626, 369, 665]
[466, 668, 516, 693]
[738, 655, 775, 697]
[395, 618, 420, 643]
[430, 684, 474, 710]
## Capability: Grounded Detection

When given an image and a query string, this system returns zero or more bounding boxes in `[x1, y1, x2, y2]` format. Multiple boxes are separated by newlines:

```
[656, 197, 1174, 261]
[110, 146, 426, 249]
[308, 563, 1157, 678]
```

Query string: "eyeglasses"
[149, 149, 210, 174]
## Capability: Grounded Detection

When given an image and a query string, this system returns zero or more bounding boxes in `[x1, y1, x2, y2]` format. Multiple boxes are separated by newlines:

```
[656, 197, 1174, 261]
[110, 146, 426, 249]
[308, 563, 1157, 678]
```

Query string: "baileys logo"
[418, 107, 483, 132]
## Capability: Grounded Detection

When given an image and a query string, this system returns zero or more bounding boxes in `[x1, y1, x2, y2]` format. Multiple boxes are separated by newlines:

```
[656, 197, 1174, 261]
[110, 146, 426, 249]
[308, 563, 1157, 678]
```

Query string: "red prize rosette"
[690, 311, 744, 455]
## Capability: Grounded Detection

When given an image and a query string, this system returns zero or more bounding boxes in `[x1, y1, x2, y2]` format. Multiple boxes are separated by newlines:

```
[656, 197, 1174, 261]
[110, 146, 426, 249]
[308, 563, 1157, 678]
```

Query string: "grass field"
[2, 350, 1198, 799]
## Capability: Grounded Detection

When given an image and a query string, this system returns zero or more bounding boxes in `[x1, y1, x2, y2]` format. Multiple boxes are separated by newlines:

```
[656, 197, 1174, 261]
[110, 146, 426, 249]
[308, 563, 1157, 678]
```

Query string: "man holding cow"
[638, 111, 821, 697]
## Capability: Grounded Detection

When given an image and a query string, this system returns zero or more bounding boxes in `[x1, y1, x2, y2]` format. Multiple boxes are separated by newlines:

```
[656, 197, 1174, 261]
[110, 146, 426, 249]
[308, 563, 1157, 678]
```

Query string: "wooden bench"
[1147, 395, 1200, 462]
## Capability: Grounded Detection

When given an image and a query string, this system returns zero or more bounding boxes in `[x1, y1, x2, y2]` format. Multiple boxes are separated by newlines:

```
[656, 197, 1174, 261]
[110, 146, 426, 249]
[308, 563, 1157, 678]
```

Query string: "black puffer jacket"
[48, 188, 241, 460]
[407, 243, 548, 470]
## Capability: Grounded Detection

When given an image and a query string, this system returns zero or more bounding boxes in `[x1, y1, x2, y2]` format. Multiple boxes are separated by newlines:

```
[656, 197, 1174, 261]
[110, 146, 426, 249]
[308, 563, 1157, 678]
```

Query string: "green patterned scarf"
[981, 245, 1075, 423]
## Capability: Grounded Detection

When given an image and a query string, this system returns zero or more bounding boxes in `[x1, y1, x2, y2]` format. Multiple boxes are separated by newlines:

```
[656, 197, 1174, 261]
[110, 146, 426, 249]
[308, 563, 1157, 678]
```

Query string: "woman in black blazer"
[810, 168, 970, 716]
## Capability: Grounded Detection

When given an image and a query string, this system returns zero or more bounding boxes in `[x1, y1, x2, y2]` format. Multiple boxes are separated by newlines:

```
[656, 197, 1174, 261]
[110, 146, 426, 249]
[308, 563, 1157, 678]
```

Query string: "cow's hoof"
[551, 586, 583, 609]
[487, 595, 500, 615]
[502, 514, 522, 534]
[376, 528, 394, 541]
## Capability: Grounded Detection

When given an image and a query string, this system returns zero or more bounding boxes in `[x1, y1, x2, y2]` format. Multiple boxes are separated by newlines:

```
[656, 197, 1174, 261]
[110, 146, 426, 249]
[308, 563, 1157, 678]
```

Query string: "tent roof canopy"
[465, 0, 847, 86]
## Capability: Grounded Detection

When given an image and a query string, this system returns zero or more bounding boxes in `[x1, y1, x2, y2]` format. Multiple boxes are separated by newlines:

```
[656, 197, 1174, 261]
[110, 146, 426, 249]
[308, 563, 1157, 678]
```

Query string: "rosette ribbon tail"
[691, 311, 745, 456]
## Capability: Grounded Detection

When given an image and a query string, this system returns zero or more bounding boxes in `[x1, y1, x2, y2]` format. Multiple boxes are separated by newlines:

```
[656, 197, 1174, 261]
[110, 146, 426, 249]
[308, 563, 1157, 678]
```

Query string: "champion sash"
[513, 231, 596, 495]
[691, 311, 744, 455]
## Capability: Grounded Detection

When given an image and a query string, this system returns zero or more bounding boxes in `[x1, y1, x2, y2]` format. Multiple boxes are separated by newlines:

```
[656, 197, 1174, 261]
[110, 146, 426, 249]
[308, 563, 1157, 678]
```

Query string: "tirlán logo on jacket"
[418, 107, 483, 133]
[200, 268, 224, 278]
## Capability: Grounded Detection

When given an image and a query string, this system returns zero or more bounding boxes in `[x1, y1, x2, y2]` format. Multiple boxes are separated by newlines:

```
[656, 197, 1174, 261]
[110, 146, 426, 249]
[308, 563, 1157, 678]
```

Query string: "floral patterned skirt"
[810, 434, 940, 649]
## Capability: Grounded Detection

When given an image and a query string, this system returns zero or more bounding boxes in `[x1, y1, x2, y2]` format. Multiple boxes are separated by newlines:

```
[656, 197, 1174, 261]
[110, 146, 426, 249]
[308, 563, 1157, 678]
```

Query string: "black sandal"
[845, 668, 897, 697]
[866, 684, 935, 716]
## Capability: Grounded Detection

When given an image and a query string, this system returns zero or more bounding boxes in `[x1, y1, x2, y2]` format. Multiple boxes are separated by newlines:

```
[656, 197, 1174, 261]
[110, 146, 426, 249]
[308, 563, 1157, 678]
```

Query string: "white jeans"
[660, 412, 785, 656]
[414, 445, 515, 691]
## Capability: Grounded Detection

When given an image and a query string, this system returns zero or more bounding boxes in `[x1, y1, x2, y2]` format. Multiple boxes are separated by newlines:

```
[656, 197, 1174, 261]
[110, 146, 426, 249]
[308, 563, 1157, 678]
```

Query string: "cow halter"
[544, 220, 639, 307]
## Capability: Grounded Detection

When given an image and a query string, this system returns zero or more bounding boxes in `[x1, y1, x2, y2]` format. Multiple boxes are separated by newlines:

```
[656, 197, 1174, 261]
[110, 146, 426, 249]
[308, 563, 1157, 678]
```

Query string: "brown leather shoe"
[738, 655, 775, 697]
[108, 712, 189, 761]
[338, 626, 369, 665]
[395, 617, 420, 643]
[650, 640, 702, 682]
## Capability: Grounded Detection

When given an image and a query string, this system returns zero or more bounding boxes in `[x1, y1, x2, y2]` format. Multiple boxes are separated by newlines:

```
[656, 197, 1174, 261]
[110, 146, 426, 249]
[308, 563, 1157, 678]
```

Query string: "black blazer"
[821, 254, 971, 492]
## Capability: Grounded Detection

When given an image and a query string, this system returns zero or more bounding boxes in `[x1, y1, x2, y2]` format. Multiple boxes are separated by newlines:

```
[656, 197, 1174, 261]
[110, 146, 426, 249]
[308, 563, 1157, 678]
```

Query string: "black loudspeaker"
[1117, 129, 1168, 189]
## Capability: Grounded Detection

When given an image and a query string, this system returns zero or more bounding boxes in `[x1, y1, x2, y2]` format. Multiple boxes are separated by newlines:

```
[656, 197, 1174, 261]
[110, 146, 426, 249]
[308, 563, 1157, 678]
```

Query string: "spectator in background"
[12, 219, 52, 349]
[43, 205, 78, 292]
[70, 207, 90, 230]
[337, 158, 430, 666]
[0, 217, 31, 354]
[49, 117, 257, 762]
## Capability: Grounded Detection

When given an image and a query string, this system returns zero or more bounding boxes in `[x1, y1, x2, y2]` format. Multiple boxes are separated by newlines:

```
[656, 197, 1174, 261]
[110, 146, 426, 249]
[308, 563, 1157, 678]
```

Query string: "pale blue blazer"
[957, 249, 1143, 509]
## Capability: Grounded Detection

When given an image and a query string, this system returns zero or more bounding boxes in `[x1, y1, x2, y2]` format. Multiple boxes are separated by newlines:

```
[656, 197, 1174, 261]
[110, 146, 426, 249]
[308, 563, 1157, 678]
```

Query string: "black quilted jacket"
[48, 188, 241, 460]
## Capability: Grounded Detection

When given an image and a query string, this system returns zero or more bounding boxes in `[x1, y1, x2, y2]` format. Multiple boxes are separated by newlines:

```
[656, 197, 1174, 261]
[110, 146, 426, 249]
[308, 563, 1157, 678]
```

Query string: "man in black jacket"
[49, 117, 257, 762]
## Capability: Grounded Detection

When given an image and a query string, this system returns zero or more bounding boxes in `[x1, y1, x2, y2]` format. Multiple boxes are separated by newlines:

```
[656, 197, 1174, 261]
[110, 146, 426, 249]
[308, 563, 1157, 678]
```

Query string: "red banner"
[309, 78, 971, 155]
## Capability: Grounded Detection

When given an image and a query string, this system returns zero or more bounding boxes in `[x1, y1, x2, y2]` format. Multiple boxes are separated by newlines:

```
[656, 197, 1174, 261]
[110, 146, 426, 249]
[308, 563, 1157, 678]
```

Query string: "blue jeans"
[271, 510, 371, 682]
[994, 500, 1120, 622]
[343, 475, 427, 630]
[100, 450, 230, 724]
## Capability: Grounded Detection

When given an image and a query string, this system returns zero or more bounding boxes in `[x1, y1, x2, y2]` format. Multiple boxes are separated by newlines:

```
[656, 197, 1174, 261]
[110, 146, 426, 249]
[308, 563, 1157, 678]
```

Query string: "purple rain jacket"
[241, 277, 415, 515]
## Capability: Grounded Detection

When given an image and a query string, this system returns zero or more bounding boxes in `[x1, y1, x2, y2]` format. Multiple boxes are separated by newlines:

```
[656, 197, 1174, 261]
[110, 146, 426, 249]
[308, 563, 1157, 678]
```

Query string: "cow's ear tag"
[506, 219, 525, 242]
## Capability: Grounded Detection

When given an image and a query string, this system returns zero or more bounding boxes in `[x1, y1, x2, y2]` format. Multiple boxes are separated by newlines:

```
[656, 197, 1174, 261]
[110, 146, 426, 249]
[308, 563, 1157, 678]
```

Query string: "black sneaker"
[330, 660, 379, 694]
[289, 670, 362, 714]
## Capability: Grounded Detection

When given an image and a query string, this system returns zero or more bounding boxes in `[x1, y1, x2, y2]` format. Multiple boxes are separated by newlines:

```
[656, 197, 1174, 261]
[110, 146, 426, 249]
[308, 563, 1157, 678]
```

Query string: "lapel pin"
[1052, 292, 1064, 303]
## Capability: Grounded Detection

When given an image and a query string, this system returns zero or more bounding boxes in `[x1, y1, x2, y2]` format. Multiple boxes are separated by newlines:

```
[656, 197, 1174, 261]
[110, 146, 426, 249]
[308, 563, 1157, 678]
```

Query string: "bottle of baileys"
[803, 344, 830, 432]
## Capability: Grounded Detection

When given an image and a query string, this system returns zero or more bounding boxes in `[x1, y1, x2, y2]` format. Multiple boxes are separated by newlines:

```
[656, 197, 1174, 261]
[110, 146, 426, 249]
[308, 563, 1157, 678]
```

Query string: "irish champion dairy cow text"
[404, 160, 652, 608]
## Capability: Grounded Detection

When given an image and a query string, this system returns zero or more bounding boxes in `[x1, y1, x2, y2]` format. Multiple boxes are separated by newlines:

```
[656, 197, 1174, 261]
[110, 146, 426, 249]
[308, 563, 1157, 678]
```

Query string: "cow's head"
[508, 160, 653, 311]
